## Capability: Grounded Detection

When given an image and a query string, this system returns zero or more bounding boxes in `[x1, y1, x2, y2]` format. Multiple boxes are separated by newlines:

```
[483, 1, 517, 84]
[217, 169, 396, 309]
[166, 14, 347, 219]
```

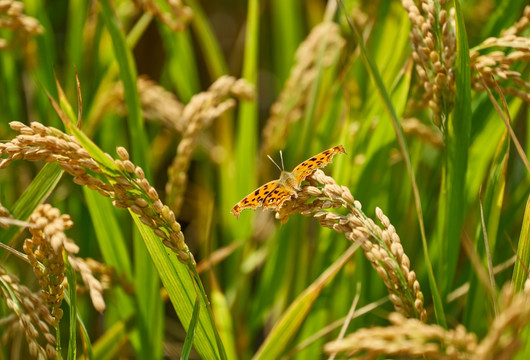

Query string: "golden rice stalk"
[401, 0, 456, 127]
[165, 75, 254, 216]
[474, 280, 530, 359]
[501, 5, 530, 37]
[277, 169, 427, 321]
[0, 202, 14, 229]
[79, 257, 133, 294]
[0, 121, 191, 263]
[67, 256, 106, 313]
[470, 6, 530, 103]
[0, 0, 43, 50]
[0, 266, 57, 359]
[134, 0, 192, 32]
[324, 312, 478, 359]
[403, 1, 530, 126]
[111, 75, 186, 132]
[402, 117, 443, 148]
[107, 75, 254, 216]
[24, 204, 106, 319]
[261, 22, 345, 156]
[324, 280, 530, 359]
[23, 204, 73, 325]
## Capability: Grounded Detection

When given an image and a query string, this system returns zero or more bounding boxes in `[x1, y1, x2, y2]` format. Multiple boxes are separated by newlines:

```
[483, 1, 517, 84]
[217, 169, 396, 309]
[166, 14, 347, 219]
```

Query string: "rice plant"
[0, 0, 529, 359]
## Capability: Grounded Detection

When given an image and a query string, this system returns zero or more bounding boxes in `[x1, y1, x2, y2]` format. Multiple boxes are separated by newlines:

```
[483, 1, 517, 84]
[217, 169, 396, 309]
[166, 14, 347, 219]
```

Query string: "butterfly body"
[278, 171, 300, 192]
[231, 145, 346, 218]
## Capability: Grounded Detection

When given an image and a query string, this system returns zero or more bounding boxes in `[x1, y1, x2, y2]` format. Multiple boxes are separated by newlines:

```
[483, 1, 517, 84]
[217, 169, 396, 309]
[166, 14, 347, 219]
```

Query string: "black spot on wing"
[261, 182, 281, 207]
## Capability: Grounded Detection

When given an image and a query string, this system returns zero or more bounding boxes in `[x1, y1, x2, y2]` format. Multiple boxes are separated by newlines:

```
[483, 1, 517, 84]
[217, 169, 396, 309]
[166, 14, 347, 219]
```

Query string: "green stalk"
[441, 0, 471, 298]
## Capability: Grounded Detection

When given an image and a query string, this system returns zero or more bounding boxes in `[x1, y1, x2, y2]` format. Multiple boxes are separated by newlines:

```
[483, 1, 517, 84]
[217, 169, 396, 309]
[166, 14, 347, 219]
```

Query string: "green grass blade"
[513, 196, 530, 292]
[89, 316, 135, 360]
[482, 0, 527, 37]
[61, 286, 93, 360]
[441, 0, 472, 296]
[83, 187, 138, 349]
[44, 77, 119, 173]
[181, 297, 201, 360]
[133, 228, 163, 359]
[77, 316, 93, 360]
[234, 0, 260, 234]
[159, 27, 200, 101]
[64, 0, 88, 94]
[67, 126, 118, 172]
[270, 0, 303, 90]
[463, 131, 509, 331]
[295, 27, 331, 157]
[0, 163, 63, 251]
[131, 213, 221, 359]
[98, 0, 149, 173]
[83, 188, 132, 278]
[184, 0, 228, 78]
[24, 0, 58, 124]
[211, 284, 238, 360]
[478, 131, 509, 261]
[65, 255, 77, 360]
[83, 13, 152, 136]
[0, 50, 23, 123]
[252, 244, 357, 360]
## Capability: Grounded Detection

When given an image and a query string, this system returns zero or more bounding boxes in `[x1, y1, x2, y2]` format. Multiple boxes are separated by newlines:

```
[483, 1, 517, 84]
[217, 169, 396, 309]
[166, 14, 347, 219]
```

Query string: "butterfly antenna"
[267, 154, 282, 172]
[279, 150, 285, 171]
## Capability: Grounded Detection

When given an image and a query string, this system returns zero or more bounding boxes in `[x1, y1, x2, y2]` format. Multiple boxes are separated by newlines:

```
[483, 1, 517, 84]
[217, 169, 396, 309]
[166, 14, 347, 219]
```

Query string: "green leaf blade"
[441, 0, 472, 297]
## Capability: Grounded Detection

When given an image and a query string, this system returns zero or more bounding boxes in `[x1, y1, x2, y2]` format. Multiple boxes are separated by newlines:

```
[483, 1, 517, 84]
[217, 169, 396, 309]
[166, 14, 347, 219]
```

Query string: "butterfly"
[231, 145, 346, 218]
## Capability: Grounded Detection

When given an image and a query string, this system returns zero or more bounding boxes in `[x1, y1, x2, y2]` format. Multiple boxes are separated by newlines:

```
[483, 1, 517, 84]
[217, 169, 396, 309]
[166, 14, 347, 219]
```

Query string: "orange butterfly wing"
[291, 145, 346, 185]
[231, 145, 346, 218]
[261, 185, 294, 211]
[231, 180, 280, 219]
